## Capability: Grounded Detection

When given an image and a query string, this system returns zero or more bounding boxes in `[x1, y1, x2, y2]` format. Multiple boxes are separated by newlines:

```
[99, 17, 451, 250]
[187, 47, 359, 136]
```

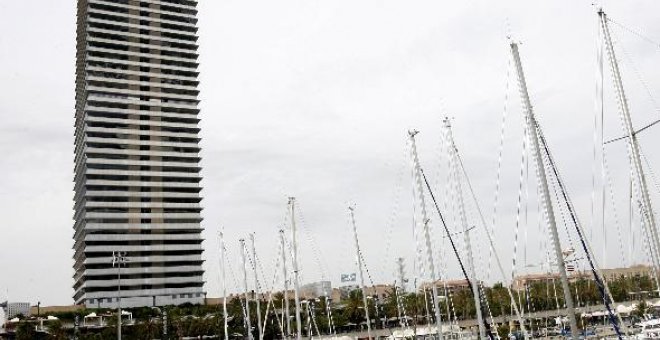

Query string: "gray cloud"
[0, 0, 659, 306]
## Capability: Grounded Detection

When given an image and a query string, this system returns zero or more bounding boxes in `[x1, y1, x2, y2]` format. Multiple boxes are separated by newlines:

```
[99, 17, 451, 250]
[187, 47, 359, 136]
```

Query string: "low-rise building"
[364, 284, 394, 301]
[300, 281, 332, 299]
[337, 285, 359, 300]
[601, 264, 653, 281]
[335, 284, 394, 302]
[29, 304, 83, 316]
[512, 265, 653, 291]
[420, 279, 475, 295]
[512, 273, 562, 291]
[0, 302, 30, 319]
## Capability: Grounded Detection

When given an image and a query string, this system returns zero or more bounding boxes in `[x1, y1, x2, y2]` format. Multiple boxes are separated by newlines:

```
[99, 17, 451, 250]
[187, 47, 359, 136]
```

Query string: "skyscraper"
[73, 0, 205, 308]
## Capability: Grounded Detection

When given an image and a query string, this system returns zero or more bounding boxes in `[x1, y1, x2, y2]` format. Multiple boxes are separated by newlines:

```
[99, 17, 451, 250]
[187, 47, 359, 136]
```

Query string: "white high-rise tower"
[73, 0, 205, 308]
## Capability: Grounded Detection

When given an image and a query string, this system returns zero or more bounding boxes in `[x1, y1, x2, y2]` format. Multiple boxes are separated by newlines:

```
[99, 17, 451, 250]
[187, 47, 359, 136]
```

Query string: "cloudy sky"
[1, 0, 659, 307]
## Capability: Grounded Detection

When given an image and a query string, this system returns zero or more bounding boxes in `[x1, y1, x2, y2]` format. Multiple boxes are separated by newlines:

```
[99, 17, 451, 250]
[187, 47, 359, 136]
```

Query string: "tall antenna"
[510, 41, 578, 340]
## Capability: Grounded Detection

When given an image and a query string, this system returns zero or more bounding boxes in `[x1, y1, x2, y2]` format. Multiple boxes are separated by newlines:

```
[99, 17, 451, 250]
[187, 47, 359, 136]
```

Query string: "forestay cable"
[535, 118, 625, 338]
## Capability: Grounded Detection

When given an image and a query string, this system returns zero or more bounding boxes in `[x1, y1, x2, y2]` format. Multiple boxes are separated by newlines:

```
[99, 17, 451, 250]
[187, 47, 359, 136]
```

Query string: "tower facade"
[73, 0, 205, 308]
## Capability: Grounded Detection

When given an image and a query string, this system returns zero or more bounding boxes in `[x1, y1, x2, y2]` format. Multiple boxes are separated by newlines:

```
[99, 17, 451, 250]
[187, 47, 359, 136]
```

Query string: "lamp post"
[112, 251, 128, 340]
[36, 301, 41, 331]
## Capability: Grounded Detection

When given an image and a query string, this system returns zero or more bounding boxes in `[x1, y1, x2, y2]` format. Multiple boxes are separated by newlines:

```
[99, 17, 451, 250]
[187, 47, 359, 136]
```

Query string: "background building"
[0, 302, 30, 320]
[300, 281, 332, 299]
[601, 264, 653, 281]
[512, 272, 591, 291]
[512, 265, 653, 291]
[73, 0, 205, 308]
[420, 279, 473, 295]
[335, 284, 393, 302]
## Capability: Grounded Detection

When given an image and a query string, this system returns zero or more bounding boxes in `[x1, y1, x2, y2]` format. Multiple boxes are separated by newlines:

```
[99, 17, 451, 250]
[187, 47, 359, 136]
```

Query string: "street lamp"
[112, 251, 128, 340]
[36, 301, 41, 332]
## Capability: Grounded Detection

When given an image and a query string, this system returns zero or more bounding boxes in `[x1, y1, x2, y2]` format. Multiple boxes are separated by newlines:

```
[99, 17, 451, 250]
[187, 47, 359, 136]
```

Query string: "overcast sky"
[1, 0, 660, 307]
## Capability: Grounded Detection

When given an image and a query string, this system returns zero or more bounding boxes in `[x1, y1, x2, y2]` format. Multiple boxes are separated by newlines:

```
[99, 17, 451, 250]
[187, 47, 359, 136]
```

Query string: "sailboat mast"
[325, 295, 335, 335]
[289, 197, 303, 340]
[250, 234, 263, 340]
[452, 154, 530, 339]
[279, 229, 291, 338]
[219, 232, 229, 340]
[348, 206, 373, 340]
[409, 130, 445, 340]
[240, 238, 254, 340]
[599, 10, 660, 287]
[510, 41, 579, 340]
[397, 258, 406, 294]
[444, 118, 486, 339]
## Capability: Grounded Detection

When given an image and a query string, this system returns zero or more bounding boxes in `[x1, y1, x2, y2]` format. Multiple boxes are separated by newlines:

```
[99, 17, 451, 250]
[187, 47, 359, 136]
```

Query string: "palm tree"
[382, 288, 400, 319]
[342, 290, 366, 325]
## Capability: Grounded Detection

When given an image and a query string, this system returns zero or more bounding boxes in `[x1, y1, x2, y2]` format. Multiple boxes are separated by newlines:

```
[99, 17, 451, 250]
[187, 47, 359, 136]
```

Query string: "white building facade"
[73, 0, 205, 308]
[0, 302, 31, 320]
